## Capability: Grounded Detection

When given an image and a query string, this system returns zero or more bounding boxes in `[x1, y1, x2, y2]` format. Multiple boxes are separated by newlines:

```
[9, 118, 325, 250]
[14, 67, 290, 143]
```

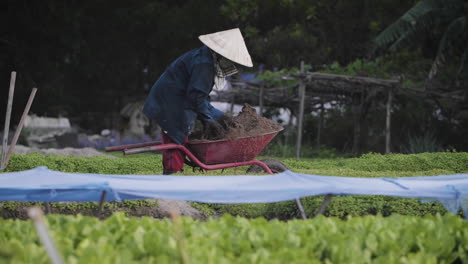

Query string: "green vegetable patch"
[0, 213, 466, 263]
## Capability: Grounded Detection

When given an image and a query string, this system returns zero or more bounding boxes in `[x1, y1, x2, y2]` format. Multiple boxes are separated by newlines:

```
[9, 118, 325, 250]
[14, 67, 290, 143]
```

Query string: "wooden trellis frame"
[212, 70, 400, 155]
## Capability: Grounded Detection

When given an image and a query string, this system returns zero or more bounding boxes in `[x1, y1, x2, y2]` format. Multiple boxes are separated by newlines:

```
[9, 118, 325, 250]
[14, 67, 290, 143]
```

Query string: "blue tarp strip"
[1, 167, 467, 217]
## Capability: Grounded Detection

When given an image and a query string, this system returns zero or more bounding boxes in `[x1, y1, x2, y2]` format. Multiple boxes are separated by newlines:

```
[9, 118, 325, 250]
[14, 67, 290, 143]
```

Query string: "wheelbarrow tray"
[186, 128, 283, 165]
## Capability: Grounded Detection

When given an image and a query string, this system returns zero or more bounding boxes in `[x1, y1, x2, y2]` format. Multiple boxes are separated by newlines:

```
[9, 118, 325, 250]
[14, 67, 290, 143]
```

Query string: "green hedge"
[282, 152, 468, 174]
[210, 196, 449, 220]
[4, 152, 163, 174]
[0, 213, 467, 263]
[5, 151, 468, 174]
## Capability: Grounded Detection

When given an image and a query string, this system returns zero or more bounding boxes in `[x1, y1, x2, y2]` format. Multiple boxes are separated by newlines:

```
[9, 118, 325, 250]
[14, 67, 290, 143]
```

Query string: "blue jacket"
[143, 46, 223, 144]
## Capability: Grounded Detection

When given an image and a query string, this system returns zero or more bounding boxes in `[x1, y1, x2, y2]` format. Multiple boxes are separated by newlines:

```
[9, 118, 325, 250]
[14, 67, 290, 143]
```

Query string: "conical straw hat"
[199, 28, 253, 67]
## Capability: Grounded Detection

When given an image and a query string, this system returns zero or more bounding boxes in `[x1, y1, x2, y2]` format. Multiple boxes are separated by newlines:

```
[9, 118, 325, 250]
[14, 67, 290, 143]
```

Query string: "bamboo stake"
[170, 209, 191, 264]
[1, 88, 37, 169]
[296, 61, 305, 158]
[317, 101, 324, 150]
[259, 84, 264, 117]
[95, 191, 107, 217]
[1, 71, 16, 169]
[314, 194, 334, 217]
[295, 198, 307, 220]
[28, 207, 64, 264]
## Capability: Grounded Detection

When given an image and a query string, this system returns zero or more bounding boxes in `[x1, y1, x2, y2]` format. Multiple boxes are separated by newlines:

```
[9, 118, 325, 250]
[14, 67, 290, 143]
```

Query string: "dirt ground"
[9, 144, 117, 158]
[0, 199, 207, 220]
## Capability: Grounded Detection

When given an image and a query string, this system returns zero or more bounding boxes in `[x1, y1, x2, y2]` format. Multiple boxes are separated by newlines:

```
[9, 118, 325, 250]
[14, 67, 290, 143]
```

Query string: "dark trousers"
[161, 132, 187, 172]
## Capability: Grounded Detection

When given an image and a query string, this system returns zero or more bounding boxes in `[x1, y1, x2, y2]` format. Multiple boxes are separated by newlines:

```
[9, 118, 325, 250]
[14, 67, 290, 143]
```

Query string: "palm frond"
[388, 8, 447, 52]
[373, 0, 464, 53]
[374, 0, 442, 48]
[458, 46, 468, 77]
[388, 26, 420, 52]
[429, 16, 466, 79]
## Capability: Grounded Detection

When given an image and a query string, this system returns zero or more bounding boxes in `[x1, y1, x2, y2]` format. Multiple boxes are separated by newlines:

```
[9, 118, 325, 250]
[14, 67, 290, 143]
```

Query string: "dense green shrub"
[209, 196, 450, 220]
[282, 152, 468, 173]
[0, 213, 466, 263]
[6, 151, 468, 174]
[5, 152, 163, 174]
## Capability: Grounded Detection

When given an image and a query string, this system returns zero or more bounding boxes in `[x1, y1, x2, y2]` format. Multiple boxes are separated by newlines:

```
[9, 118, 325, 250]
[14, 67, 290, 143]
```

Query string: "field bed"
[1, 152, 467, 262]
[2, 152, 467, 219]
[1, 152, 468, 220]
[1, 213, 467, 263]
[5, 151, 468, 175]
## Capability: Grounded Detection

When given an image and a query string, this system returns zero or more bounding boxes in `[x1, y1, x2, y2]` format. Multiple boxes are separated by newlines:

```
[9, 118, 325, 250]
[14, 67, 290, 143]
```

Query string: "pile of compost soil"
[190, 104, 283, 141]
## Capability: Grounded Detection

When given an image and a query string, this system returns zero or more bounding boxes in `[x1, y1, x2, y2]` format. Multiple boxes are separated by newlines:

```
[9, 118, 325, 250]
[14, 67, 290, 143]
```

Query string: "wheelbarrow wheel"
[246, 159, 288, 174]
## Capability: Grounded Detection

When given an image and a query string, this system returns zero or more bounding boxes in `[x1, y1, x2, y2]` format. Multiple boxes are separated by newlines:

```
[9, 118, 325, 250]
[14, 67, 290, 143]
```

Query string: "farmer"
[143, 28, 253, 174]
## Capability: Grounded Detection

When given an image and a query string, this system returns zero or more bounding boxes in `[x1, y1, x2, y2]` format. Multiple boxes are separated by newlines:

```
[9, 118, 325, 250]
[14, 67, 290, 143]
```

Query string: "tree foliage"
[2, 0, 466, 152]
[373, 0, 467, 80]
[1, 0, 413, 122]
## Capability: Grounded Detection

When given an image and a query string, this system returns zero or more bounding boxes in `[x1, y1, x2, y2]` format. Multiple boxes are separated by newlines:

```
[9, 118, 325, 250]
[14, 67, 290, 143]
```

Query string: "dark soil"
[0, 205, 164, 220]
[190, 104, 283, 141]
[0, 200, 207, 220]
[246, 159, 289, 173]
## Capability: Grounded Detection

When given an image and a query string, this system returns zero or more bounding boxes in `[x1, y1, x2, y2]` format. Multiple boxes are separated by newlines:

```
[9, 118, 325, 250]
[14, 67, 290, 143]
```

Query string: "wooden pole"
[385, 88, 393, 154]
[95, 191, 107, 217]
[314, 194, 333, 217]
[296, 61, 305, 158]
[1, 88, 37, 169]
[317, 101, 324, 150]
[230, 94, 235, 114]
[259, 84, 264, 117]
[295, 198, 307, 220]
[351, 93, 361, 154]
[28, 207, 64, 264]
[1, 71, 16, 169]
[44, 202, 52, 215]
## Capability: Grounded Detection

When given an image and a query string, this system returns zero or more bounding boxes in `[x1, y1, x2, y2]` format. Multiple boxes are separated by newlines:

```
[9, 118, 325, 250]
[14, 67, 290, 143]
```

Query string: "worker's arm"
[187, 62, 223, 123]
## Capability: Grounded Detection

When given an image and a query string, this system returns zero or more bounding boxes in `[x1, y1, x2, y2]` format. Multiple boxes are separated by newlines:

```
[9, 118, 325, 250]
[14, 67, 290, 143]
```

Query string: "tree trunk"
[296, 61, 306, 158]
[385, 88, 393, 154]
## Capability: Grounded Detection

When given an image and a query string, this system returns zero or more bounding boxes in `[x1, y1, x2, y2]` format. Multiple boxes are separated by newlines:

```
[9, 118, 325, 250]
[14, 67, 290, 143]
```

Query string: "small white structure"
[23, 115, 72, 147]
[120, 101, 149, 137]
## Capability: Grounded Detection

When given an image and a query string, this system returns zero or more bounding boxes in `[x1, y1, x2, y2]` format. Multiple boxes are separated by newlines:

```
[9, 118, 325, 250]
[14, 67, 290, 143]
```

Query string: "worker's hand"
[208, 105, 224, 121]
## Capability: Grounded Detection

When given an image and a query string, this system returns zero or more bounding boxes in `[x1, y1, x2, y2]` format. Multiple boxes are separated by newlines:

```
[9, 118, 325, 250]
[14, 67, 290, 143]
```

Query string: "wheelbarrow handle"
[124, 146, 157, 155]
[105, 141, 161, 152]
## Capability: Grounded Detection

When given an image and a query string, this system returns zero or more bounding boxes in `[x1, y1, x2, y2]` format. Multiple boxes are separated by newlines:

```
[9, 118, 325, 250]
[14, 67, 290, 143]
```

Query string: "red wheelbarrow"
[105, 128, 287, 174]
[105, 128, 314, 220]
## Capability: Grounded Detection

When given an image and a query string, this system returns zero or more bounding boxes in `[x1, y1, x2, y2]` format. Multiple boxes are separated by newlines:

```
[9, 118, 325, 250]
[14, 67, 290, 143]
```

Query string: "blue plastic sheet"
[1, 167, 467, 217]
